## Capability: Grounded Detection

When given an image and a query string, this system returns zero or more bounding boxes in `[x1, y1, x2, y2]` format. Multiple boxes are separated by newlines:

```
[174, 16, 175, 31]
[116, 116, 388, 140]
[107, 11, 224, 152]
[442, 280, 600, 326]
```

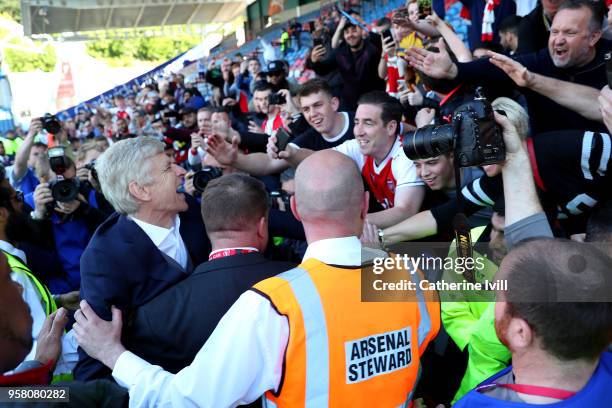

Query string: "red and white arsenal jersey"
[333, 137, 424, 209]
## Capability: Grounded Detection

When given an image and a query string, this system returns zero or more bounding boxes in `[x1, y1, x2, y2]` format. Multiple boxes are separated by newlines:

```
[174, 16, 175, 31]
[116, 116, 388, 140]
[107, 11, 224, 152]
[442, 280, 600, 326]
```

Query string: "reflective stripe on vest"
[407, 260, 432, 351]
[4, 251, 57, 316]
[275, 267, 330, 406]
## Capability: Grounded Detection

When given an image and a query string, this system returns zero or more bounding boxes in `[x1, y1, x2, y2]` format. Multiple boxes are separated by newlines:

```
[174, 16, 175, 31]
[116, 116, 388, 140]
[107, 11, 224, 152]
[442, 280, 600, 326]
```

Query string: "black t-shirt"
[290, 112, 355, 151]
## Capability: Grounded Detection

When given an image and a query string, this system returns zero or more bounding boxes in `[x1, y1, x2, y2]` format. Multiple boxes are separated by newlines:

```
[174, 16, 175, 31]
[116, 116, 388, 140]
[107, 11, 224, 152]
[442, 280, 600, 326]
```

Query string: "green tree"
[85, 34, 201, 65]
[4, 43, 56, 72]
[0, 0, 21, 23]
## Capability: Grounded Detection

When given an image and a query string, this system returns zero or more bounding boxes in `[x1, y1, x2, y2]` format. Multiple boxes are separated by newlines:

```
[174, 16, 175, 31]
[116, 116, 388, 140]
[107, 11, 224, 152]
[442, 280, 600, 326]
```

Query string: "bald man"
[74, 150, 439, 407]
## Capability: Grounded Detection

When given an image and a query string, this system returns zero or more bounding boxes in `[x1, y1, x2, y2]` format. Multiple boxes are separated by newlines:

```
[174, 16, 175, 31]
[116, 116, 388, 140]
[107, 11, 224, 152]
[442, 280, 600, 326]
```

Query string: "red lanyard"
[208, 248, 258, 261]
[496, 383, 577, 400]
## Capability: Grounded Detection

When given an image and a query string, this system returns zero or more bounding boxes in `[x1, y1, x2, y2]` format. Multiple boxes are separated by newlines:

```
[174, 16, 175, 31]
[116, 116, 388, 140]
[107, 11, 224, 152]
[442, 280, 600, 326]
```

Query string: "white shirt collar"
[130, 215, 181, 248]
[0, 239, 27, 264]
[302, 236, 361, 267]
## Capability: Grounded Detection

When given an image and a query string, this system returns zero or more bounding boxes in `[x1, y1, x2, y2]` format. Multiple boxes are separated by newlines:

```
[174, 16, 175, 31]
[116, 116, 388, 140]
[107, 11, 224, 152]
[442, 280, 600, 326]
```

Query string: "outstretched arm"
[488, 51, 602, 122]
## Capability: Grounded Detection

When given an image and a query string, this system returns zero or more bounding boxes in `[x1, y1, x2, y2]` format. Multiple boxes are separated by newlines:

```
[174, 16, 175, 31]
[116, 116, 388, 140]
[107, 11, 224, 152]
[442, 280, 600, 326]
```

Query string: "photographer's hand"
[33, 183, 53, 219]
[494, 112, 541, 226]
[415, 108, 435, 128]
[55, 198, 81, 215]
[27, 118, 43, 139]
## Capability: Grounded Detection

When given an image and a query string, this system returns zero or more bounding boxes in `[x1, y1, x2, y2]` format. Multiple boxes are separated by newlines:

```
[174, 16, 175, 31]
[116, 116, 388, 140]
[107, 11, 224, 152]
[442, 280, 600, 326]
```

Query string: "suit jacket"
[123, 252, 295, 375]
[75, 196, 211, 381]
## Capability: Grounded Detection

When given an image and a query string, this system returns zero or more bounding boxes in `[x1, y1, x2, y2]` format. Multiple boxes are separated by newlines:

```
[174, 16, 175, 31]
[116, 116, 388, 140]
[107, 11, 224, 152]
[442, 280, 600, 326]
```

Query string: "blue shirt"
[454, 352, 612, 407]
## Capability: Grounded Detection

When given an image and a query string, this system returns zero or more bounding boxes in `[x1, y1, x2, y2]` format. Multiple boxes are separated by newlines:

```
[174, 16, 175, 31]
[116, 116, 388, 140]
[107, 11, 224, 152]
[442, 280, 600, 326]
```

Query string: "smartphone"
[382, 28, 392, 40]
[606, 52, 612, 88]
[313, 37, 324, 47]
[275, 128, 291, 152]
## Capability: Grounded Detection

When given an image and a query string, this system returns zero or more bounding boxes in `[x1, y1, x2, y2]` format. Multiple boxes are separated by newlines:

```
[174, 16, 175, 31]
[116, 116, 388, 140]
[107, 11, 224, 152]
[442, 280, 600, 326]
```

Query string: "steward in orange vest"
[254, 253, 440, 407]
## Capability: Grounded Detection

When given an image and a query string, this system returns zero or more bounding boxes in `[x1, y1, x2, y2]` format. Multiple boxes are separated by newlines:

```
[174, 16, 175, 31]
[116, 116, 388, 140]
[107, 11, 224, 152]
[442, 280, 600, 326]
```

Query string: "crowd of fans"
[1, 0, 612, 407]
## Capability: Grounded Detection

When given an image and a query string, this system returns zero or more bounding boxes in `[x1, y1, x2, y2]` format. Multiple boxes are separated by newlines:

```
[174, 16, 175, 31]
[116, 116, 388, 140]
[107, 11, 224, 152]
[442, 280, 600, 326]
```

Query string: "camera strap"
[452, 155, 476, 283]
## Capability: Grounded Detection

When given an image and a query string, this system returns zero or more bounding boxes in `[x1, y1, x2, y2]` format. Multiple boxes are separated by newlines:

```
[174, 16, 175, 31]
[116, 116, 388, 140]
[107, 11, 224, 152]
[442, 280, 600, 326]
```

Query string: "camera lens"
[192, 166, 223, 193]
[51, 179, 79, 202]
[402, 124, 455, 160]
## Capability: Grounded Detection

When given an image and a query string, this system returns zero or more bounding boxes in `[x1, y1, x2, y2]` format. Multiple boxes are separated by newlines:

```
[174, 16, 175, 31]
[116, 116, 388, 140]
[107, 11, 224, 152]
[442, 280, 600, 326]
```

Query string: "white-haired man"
[74, 137, 211, 381]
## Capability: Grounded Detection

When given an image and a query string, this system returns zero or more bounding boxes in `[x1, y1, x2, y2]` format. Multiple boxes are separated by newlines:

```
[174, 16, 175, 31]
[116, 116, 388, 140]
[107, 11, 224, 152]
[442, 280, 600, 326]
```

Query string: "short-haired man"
[7, 119, 46, 196]
[206, 78, 354, 176]
[75, 137, 211, 380]
[498, 15, 521, 54]
[454, 239, 612, 407]
[75, 150, 440, 407]
[252, 81, 283, 135]
[123, 174, 295, 374]
[311, 13, 385, 110]
[407, 0, 610, 134]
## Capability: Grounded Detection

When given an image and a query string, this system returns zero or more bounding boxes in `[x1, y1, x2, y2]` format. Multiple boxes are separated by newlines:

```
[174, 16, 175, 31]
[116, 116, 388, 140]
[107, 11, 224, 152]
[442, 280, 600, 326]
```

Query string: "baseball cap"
[265, 60, 285, 75]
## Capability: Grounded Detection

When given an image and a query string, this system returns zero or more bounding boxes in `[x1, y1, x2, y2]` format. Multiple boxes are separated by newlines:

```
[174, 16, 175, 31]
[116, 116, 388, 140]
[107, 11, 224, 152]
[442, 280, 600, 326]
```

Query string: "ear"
[257, 215, 267, 239]
[588, 29, 602, 47]
[290, 195, 302, 222]
[387, 120, 399, 137]
[331, 96, 340, 112]
[128, 180, 151, 203]
[508, 316, 534, 350]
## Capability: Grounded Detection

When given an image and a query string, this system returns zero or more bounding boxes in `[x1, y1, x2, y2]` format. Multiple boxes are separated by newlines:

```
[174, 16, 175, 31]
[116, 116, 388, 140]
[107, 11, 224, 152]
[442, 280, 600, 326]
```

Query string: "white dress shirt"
[130, 215, 189, 269]
[112, 236, 362, 407]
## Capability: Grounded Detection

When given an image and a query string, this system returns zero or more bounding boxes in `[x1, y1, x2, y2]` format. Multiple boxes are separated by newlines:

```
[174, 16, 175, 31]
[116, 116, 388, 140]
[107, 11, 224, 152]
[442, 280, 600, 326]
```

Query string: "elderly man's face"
[0, 253, 32, 372]
[146, 153, 188, 214]
[548, 6, 600, 68]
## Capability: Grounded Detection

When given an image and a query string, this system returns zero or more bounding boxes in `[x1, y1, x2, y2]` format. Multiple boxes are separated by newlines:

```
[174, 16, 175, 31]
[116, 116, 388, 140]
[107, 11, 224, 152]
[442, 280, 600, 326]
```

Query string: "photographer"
[8, 118, 48, 196]
[75, 142, 114, 218]
[25, 148, 106, 294]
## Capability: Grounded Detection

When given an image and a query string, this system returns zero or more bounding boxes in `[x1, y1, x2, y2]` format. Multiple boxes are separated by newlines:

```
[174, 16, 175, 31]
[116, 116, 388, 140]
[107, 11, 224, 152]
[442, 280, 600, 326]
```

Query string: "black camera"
[192, 166, 223, 193]
[403, 90, 505, 167]
[268, 92, 286, 106]
[42, 113, 61, 134]
[268, 190, 292, 211]
[84, 160, 99, 184]
[48, 147, 79, 203]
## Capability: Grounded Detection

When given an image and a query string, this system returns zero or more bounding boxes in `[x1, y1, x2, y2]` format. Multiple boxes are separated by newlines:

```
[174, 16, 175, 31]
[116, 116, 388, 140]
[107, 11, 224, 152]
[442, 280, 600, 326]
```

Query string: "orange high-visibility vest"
[253, 257, 440, 408]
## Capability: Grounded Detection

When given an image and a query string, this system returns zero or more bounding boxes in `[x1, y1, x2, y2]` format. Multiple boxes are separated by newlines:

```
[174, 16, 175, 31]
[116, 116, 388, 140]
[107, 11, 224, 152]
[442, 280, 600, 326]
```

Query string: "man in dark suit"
[123, 173, 295, 376]
[75, 137, 211, 380]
